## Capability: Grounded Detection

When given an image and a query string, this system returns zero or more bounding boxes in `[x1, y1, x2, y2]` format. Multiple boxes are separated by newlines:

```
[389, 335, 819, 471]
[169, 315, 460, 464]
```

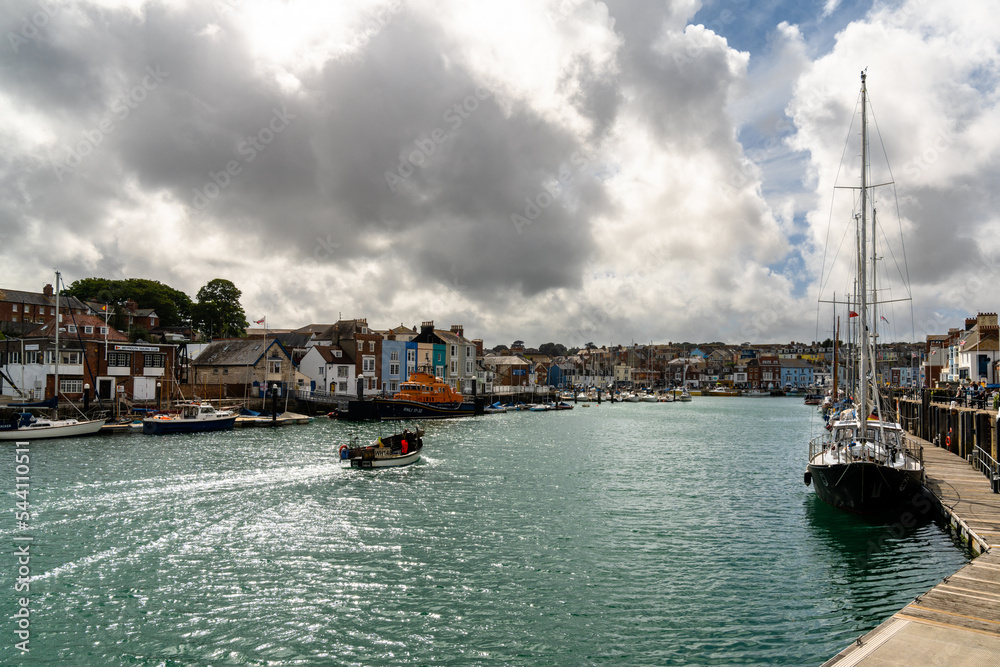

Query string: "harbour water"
[2, 398, 971, 665]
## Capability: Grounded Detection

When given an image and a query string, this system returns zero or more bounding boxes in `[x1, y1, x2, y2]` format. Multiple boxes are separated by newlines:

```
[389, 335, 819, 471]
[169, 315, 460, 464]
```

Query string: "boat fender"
[804, 471, 811, 486]
[339, 444, 349, 459]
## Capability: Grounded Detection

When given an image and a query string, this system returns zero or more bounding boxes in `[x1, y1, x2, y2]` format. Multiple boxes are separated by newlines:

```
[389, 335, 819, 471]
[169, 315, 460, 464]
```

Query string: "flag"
[880, 315, 889, 323]
[101, 304, 107, 311]
[848, 311, 858, 318]
[255, 317, 265, 325]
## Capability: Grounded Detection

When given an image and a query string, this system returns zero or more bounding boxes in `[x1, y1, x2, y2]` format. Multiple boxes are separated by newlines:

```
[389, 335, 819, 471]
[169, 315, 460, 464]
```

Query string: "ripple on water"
[1, 402, 971, 666]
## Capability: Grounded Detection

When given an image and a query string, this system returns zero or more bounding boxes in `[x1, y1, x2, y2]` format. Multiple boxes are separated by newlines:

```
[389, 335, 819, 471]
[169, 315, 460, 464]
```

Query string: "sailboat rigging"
[804, 72, 924, 514]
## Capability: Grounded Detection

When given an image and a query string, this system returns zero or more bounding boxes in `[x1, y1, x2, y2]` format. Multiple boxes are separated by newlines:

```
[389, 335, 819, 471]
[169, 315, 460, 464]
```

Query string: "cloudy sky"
[2, 0, 998, 347]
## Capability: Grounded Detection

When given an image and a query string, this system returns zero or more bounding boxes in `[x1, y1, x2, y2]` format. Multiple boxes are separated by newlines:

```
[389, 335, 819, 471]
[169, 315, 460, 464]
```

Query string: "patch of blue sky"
[689, 0, 874, 57]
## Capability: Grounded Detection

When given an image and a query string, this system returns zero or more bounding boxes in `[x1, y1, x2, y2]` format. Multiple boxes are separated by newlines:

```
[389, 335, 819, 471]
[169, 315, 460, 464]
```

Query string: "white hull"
[348, 450, 421, 468]
[0, 419, 106, 440]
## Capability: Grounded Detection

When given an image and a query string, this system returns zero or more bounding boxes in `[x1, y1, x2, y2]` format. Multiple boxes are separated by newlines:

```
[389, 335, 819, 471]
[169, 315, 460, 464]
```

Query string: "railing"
[972, 444, 1000, 493]
[808, 432, 923, 471]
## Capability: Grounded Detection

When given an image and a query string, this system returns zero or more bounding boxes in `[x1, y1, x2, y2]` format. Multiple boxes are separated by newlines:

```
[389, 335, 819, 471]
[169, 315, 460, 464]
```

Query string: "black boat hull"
[373, 398, 475, 420]
[807, 461, 923, 514]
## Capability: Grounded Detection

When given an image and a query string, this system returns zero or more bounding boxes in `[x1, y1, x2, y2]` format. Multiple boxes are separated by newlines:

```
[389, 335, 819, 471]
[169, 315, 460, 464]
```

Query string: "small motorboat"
[340, 427, 424, 468]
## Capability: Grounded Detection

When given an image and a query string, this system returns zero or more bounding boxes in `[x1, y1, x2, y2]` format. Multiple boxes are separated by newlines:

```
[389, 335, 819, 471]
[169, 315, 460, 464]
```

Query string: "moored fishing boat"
[142, 402, 237, 435]
[804, 71, 924, 514]
[339, 427, 423, 468]
[373, 371, 475, 419]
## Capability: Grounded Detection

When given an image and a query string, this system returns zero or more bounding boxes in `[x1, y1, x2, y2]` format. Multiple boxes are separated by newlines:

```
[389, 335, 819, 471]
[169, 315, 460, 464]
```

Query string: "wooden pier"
[822, 417, 1000, 666]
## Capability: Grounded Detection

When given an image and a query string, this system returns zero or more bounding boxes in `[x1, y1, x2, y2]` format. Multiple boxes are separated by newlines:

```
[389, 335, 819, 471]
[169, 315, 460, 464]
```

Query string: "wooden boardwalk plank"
[822, 433, 1000, 666]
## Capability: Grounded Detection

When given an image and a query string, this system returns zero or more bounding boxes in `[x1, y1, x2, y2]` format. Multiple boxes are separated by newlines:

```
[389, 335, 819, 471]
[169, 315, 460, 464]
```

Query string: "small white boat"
[0, 413, 106, 440]
[340, 428, 423, 468]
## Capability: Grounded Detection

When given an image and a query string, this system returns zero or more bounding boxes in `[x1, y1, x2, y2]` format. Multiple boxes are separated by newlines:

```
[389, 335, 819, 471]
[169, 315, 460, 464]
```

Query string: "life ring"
[339, 444, 349, 459]
[945, 434, 951, 449]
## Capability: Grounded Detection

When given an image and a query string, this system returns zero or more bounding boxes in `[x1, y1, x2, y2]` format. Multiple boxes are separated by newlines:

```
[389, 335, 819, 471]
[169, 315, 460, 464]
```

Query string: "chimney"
[43, 284, 53, 298]
[420, 320, 435, 336]
[473, 338, 484, 357]
[126, 299, 138, 313]
[978, 312, 998, 328]
[450, 324, 464, 338]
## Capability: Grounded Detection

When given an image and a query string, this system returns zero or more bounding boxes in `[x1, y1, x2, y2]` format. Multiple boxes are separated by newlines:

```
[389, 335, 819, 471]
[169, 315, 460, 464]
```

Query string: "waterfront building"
[299, 345, 354, 395]
[380, 338, 408, 394]
[0, 315, 176, 406]
[190, 338, 303, 399]
[779, 358, 816, 390]
[0, 284, 88, 336]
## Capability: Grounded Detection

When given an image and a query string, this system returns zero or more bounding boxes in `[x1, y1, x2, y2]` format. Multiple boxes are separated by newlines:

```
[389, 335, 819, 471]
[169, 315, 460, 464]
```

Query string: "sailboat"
[804, 72, 924, 514]
[0, 272, 106, 440]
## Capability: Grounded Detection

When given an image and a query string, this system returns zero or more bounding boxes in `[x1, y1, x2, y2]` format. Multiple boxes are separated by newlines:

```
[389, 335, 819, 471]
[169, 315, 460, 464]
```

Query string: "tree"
[538, 342, 568, 357]
[512, 340, 525, 348]
[65, 277, 194, 327]
[192, 279, 248, 339]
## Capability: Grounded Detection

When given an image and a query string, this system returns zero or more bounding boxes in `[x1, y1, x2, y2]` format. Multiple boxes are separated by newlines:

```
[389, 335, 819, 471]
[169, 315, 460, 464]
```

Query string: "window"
[390, 350, 399, 362]
[467, 346, 473, 358]
[9, 351, 19, 364]
[11, 305, 17, 312]
[223, 368, 229, 375]
[59, 379, 83, 394]
[268, 360, 281, 374]
[100, 327, 108, 335]
[337, 366, 348, 378]
[389, 362, 399, 376]
[50, 307, 55, 315]
[23, 351, 37, 364]
[212, 368, 219, 375]
[61, 351, 81, 365]
[67, 325, 77, 333]
[338, 382, 347, 392]
[144, 354, 165, 368]
[362, 356, 375, 373]
[84, 325, 93, 334]
[407, 350, 415, 364]
[368, 341, 375, 352]
[333, 349, 341, 357]
[108, 353, 130, 367]
[466, 360, 473, 374]
[44, 351, 56, 364]
[10, 316, 16, 322]
[451, 345, 457, 356]
[318, 366, 324, 377]
[450, 360, 457, 374]
[389, 381, 398, 392]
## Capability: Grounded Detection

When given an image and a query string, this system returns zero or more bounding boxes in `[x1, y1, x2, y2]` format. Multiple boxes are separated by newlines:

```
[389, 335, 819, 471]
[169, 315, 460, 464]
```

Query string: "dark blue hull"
[373, 398, 475, 420]
[142, 416, 237, 435]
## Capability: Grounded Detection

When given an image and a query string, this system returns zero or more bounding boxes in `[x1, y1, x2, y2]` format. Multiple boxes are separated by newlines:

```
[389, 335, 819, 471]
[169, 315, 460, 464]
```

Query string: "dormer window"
[67, 325, 77, 333]
[333, 350, 341, 357]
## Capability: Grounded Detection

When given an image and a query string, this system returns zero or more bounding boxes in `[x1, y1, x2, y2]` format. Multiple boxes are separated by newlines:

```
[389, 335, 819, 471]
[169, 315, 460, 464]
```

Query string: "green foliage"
[538, 342, 568, 357]
[192, 278, 248, 339]
[64, 278, 193, 327]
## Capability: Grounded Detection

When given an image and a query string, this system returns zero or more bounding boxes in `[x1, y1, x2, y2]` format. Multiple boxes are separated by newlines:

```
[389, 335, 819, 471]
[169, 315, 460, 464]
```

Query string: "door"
[133, 377, 157, 401]
[98, 378, 113, 401]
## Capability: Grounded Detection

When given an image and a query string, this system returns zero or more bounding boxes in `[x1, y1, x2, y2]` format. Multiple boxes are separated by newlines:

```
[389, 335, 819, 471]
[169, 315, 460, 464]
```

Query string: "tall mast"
[54, 270, 61, 414]
[858, 71, 869, 418]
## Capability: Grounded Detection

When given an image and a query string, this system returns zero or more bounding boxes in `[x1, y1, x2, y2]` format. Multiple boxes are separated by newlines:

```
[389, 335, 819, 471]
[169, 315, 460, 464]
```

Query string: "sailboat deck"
[822, 435, 1000, 666]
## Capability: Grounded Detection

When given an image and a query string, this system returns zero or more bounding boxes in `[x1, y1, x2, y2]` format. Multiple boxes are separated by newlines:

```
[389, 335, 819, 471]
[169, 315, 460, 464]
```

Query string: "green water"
[1, 398, 970, 665]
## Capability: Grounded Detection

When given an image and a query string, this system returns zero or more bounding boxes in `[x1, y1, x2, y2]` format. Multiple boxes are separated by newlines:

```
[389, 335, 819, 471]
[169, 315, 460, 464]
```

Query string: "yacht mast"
[858, 71, 869, 419]
[54, 270, 61, 416]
